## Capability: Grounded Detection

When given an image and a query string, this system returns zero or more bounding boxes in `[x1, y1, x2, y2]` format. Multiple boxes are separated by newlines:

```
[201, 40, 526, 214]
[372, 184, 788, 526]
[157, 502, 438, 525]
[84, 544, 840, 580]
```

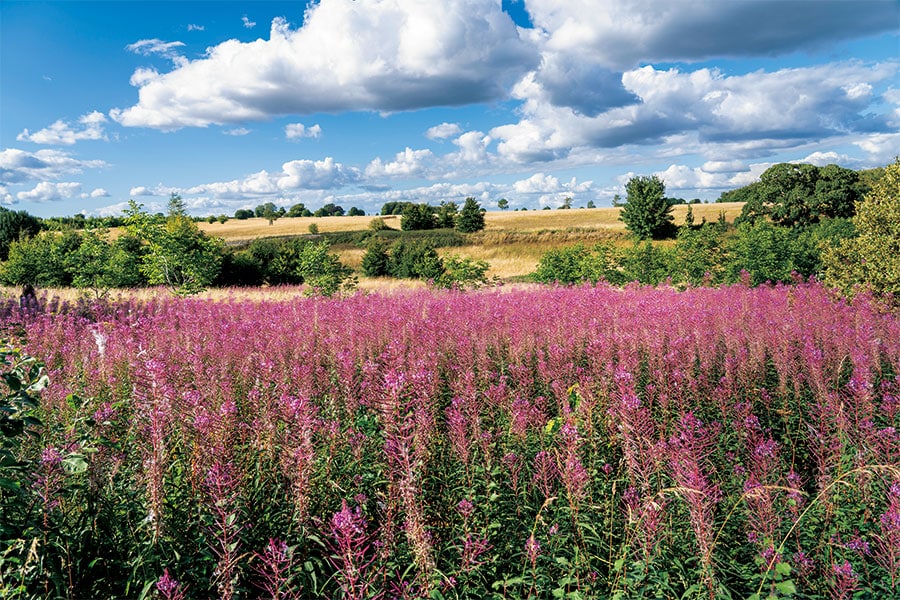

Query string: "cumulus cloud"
[366, 147, 433, 178]
[242, 15, 256, 29]
[224, 127, 251, 136]
[17, 111, 108, 146]
[16, 181, 82, 202]
[285, 123, 322, 139]
[0, 148, 107, 184]
[426, 122, 462, 140]
[491, 61, 897, 164]
[513, 172, 592, 194]
[111, 0, 538, 129]
[89, 188, 110, 198]
[181, 157, 360, 200]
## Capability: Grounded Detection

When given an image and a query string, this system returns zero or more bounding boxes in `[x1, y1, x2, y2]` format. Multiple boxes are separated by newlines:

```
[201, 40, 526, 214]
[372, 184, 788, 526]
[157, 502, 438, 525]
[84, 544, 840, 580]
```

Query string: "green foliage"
[287, 203, 313, 218]
[725, 221, 797, 285]
[456, 197, 486, 233]
[314, 203, 345, 218]
[401, 204, 437, 231]
[738, 163, 864, 226]
[368, 217, 393, 232]
[234, 208, 254, 220]
[620, 241, 675, 285]
[1, 231, 79, 287]
[0, 209, 41, 261]
[126, 200, 224, 296]
[347, 206, 365, 217]
[381, 201, 416, 216]
[619, 175, 674, 240]
[295, 241, 356, 296]
[361, 239, 391, 277]
[674, 223, 728, 285]
[435, 201, 459, 229]
[823, 159, 900, 297]
[435, 255, 492, 289]
[389, 241, 444, 280]
[531, 243, 624, 285]
[308, 222, 319, 234]
[497, 198, 509, 210]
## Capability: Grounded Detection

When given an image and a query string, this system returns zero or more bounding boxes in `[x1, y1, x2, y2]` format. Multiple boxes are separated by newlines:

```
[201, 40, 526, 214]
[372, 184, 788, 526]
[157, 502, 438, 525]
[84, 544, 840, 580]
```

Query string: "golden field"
[196, 203, 743, 280]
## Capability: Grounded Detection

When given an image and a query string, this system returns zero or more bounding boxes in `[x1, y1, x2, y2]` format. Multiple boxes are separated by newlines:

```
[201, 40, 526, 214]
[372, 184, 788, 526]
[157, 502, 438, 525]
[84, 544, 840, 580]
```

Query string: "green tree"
[234, 208, 255, 220]
[361, 239, 391, 277]
[455, 197, 485, 233]
[738, 163, 863, 226]
[126, 200, 224, 296]
[497, 198, 509, 210]
[435, 255, 492, 289]
[287, 203, 313, 218]
[0, 208, 42, 261]
[1, 231, 76, 287]
[619, 175, 674, 239]
[531, 243, 624, 286]
[725, 220, 796, 285]
[401, 204, 436, 231]
[673, 222, 727, 285]
[314, 203, 345, 217]
[347, 207, 365, 217]
[295, 241, 356, 296]
[823, 159, 900, 297]
[435, 201, 458, 229]
[620, 241, 674, 284]
[389, 241, 444, 280]
[558, 196, 572, 210]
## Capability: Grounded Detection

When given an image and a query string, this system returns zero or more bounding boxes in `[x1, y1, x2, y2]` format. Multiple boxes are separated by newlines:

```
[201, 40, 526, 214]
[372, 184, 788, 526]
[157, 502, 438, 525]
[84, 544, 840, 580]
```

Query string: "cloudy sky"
[1, 0, 898, 218]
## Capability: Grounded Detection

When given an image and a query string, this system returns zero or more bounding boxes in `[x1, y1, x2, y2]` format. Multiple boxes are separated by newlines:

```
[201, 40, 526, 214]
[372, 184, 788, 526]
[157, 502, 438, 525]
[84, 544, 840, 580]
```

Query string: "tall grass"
[1, 281, 897, 598]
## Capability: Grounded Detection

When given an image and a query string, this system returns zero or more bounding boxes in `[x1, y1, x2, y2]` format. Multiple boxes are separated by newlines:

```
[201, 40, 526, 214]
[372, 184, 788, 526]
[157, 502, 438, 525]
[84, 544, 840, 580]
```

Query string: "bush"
[435, 255, 492, 289]
[361, 240, 391, 277]
[531, 243, 624, 285]
[389, 241, 444, 280]
[401, 204, 436, 231]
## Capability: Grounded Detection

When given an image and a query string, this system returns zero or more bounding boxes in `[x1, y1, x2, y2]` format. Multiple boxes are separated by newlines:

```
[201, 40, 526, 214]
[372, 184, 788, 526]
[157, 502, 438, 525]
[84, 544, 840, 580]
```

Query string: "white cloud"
[16, 181, 82, 202]
[426, 122, 462, 140]
[224, 128, 251, 136]
[182, 156, 360, 200]
[111, 0, 538, 129]
[366, 147, 433, 177]
[89, 188, 110, 198]
[242, 15, 256, 29]
[285, 123, 322, 139]
[187, 24, 205, 32]
[17, 111, 108, 146]
[0, 148, 107, 184]
[854, 132, 900, 164]
[126, 39, 187, 66]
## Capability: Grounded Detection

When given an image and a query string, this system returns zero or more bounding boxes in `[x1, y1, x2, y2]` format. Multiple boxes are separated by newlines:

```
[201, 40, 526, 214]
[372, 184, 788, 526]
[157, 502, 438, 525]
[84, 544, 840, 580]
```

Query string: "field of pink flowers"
[1, 281, 898, 599]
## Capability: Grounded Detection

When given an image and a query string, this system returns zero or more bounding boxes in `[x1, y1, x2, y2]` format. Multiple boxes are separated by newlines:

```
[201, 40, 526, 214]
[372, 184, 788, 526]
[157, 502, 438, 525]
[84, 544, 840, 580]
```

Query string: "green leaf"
[774, 581, 796, 596]
[775, 562, 791, 577]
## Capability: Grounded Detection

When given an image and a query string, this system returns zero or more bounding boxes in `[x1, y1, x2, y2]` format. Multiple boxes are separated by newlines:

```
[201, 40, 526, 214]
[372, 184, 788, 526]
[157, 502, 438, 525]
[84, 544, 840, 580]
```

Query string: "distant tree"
[435, 201, 458, 228]
[823, 159, 900, 297]
[347, 206, 365, 217]
[0, 208, 42, 261]
[497, 198, 509, 210]
[684, 204, 695, 227]
[217, 215, 229, 224]
[612, 194, 622, 207]
[295, 240, 355, 296]
[368, 217, 393, 231]
[455, 197, 485, 233]
[620, 175, 674, 239]
[308, 223, 319, 235]
[586, 200, 596, 209]
[234, 209, 254, 220]
[389, 241, 444, 280]
[314, 203, 345, 217]
[401, 203, 436, 231]
[558, 197, 572, 210]
[287, 203, 313, 218]
[435, 255, 492, 289]
[381, 201, 416, 216]
[1, 231, 79, 287]
[673, 223, 727, 285]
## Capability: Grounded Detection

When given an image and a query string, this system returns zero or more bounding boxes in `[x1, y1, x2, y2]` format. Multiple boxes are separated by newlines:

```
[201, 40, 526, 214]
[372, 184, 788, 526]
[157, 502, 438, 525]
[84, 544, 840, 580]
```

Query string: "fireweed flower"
[525, 535, 540, 566]
[156, 568, 186, 600]
[830, 561, 858, 600]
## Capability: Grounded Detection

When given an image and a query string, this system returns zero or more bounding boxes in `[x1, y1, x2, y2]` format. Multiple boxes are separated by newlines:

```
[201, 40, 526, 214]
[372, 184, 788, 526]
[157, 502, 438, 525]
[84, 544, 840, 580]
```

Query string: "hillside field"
[196, 203, 745, 280]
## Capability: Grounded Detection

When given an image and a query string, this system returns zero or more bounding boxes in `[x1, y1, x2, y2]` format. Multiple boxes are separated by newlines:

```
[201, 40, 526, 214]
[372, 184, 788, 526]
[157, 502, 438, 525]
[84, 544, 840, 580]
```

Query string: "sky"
[1, 0, 898, 218]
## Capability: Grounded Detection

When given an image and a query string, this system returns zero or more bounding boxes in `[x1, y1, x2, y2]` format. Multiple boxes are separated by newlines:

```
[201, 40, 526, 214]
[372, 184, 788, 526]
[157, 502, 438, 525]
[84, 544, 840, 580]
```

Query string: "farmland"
[1, 281, 898, 598]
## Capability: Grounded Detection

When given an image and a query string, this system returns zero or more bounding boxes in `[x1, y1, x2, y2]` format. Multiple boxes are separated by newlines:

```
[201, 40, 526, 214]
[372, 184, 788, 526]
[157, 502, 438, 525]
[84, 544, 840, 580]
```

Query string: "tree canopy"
[619, 175, 674, 239]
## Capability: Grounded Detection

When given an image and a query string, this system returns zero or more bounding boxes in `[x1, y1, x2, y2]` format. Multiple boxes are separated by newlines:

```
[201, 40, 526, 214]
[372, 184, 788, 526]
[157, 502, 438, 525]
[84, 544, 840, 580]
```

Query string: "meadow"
[1, 280, 898, 599]
[195, 203, 745, 280]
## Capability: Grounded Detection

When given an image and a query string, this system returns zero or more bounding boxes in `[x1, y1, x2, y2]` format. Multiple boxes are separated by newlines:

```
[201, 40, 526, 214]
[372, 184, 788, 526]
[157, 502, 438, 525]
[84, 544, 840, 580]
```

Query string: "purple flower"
[456, 498, 474, 519]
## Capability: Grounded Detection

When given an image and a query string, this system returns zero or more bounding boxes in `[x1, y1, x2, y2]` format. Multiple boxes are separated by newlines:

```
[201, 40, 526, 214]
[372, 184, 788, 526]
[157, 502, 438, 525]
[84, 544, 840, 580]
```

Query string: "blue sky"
[1, 0, 898, 218]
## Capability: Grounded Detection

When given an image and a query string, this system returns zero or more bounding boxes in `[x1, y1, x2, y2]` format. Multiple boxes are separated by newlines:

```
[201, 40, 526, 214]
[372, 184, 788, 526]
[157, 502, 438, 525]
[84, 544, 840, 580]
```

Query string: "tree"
[287, 203, 313, 218]
[126, 200, 224, 296]
[823, 159, 900, 298]
[401, 203, 436, 231]
[619, 175, 674, 239]
[497, 198, 509, 211]
[0, 208, 42, 261]
[347, 207, 365, 217]
[314, 203, 345, 217]
[558, 197, 572, 210]
[361, 239, 390, 277]
[234, 209, 255, 220]
[455, 197, 485, 233]
[435, 201, 458, 228]
[738, 163, 863, 226]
